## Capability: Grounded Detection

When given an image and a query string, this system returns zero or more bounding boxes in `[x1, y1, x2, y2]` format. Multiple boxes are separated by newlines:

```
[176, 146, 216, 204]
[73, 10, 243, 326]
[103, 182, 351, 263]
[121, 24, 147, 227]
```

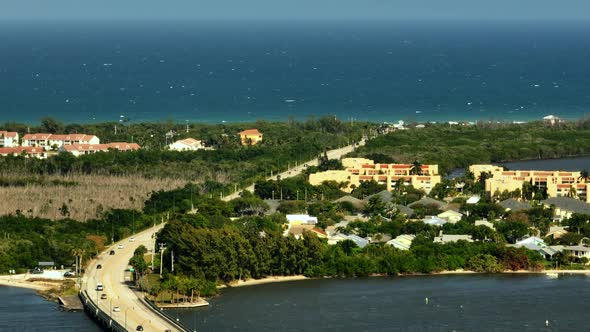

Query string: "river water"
[0, 286, 101, 331]
[171, 274, 590, 332]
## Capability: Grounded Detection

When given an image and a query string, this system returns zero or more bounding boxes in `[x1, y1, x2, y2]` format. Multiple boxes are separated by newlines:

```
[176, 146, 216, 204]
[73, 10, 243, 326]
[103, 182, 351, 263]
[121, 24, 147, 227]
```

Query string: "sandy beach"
[0, 274, 64, 291]
[226, 275, 308, 288]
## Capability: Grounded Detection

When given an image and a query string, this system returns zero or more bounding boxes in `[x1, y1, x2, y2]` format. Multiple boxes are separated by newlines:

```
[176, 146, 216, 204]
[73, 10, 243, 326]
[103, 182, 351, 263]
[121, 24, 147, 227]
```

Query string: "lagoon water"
[0, 286, 102, 331]
[2, 20, 590, 124]
[172, 274, 589, 332]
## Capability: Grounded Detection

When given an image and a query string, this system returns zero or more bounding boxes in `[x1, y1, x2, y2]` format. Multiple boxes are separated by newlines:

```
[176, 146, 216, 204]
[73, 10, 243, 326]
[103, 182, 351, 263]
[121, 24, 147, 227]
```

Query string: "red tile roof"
[0, 131, 18, 138]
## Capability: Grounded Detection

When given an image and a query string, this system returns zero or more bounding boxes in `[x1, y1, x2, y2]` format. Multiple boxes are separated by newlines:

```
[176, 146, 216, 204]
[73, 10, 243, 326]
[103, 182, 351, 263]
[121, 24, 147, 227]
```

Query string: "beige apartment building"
[469, 164, 590, 202]
[309, 158, 441, 194]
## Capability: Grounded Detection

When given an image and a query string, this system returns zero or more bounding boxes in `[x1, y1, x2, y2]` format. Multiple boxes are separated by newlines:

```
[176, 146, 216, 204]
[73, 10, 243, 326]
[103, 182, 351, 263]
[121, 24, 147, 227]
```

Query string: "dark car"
[100, 293, 107, 300]
[31, 268, 43, 274]
[136, 326, 144, 331]
[109, 250, 115, 255]
[63, 271, 75, 277]
[97, 264, 102, 269]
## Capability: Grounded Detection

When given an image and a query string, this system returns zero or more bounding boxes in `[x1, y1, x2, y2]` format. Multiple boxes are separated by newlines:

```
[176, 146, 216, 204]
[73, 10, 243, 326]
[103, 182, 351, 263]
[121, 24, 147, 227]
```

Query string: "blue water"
[173, 275, 590, 332]
[2, 20, 590, 124]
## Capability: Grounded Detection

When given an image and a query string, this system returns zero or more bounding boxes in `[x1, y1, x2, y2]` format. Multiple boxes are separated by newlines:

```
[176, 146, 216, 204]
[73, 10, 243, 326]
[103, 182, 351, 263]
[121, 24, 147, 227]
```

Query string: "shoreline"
[222, 269, 590, 289]
[0, 276, 63, 292]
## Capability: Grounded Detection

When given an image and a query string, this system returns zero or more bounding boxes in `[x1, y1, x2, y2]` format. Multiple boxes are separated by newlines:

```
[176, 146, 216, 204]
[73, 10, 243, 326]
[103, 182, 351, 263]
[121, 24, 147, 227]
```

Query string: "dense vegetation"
[1, 117, 370, 187]
[350, 121, 590, 174]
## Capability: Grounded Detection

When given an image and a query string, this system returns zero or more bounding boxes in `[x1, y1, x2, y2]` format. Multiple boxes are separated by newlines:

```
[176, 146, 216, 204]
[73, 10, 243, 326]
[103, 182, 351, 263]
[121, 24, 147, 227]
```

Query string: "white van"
[96, 283, 104, 291]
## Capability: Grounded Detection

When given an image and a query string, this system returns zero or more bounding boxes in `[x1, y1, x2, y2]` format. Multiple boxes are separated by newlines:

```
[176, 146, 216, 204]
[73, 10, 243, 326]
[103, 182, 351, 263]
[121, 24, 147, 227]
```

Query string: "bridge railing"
[79, 290, 127, 332]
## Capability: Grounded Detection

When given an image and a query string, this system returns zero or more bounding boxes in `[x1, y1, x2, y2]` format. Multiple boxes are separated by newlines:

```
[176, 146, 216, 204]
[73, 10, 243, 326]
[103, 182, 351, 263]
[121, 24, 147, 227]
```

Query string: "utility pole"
[185, 120, 189, 133]
[159, 243, 166, 278]
[171, 250, 174, 273]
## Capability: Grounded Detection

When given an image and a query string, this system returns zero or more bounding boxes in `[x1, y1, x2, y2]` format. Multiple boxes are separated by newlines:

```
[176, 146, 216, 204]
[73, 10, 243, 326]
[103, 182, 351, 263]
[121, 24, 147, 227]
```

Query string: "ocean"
[1, 20, 590, 124]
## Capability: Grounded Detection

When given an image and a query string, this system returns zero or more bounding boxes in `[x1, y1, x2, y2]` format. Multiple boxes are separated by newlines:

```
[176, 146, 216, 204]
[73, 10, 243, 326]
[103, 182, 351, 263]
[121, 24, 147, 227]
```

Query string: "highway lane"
[83, 223, 178, 332]
[82, 137, 368, 331]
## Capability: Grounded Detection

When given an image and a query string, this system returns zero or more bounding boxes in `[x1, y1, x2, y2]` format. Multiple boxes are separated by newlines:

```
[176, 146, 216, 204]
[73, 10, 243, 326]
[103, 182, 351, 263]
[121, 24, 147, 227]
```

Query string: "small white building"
[562, 245, 590, 259]
[475, 219, 495, 230]
[437, 210, 463, 224]
[169, 138, 206, 151]
[434, 234, 473, 244]
[386, 234, 415, 250]
[515, 236, 546, 247]
[423, 216, 450, 227]
[543, 115, 562, 126]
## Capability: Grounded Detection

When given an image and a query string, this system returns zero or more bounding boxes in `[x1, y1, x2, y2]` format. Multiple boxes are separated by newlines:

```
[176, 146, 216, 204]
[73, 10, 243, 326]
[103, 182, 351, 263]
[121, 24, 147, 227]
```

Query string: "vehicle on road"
[129, 237, 135, 242]
[63, 271, 75, 277]
[117, 244, 124, 249]
[109, 250, 115, 255]
[112, 306, 120, 312]
[100, 294, 107, 300]
[136, 325, 144, 331]
[30, 267, 43, 274]
[96, 283, 104, 291]
[96, 264, 102, 269]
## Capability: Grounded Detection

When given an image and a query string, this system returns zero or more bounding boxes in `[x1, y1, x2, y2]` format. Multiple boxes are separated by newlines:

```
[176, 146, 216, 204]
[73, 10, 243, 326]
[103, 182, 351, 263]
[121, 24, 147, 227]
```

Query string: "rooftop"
[543, 197, 590, 215]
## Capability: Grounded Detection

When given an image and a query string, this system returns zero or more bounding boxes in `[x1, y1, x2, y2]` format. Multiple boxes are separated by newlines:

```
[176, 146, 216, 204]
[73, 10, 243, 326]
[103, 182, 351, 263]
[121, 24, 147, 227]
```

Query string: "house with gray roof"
[433, 234, 473, 244]
[408, 197, 447, 210]
[542, 197, 590, 220]
[498, 198, 532, 212]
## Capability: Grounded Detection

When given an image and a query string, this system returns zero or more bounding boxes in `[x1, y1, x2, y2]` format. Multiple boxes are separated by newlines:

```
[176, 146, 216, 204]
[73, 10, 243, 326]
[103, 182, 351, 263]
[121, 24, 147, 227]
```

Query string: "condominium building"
[22, 133, 100, 149]
[60, 142, 140, 157]
[470, 164, 590, 203]
[0, 146, 47, 159]
[309, 158, 441, 194]
[0, 131, 19, 147]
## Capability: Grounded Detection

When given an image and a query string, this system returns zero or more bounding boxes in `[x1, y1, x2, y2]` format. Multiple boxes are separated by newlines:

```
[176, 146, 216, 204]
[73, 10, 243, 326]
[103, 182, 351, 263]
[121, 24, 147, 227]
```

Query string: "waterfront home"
[542, 197, 590, 221]
[437, 210, 463, 224]
[22, 133, 100, 149]
[309, 158, 442, 194]
[386, 234, 416, 250]
[0, 131, 19, 147]
[433, 234, 473, 244]
[475, 219, 495, 229]
[498, 198, 532, 212]
[328, 233, 369, 248]
[0, 146, 47, 159]
[238, 129, 263, 146]
[562, 245, 590, 259]
[169, 138, 206, 151]
[60, 142, 140, 157]
[423, 216, 450, 227]
[507, 243, 560, 260]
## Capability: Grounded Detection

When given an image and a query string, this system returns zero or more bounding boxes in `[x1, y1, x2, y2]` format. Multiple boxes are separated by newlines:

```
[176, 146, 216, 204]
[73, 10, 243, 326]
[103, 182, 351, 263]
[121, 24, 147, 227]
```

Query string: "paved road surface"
[82, 137, 367, 331]
[224, 138, 366, 201]
[83, 223, 178, 332]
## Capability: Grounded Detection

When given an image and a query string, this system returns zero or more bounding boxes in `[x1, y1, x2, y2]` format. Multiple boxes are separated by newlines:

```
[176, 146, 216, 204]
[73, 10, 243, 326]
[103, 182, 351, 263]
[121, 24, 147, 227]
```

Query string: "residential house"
[474, 219, 495, 229]
[562, 245, 590, 259]
[22, 133, 100, 149]
[542, 197, 590, 221]
[0, 146, 47, 159]
[0, 131, 19, 147]
[169, 138, 206, 151]
[408, 197, 447, 210]
[333, 195, 366, 211]
[386, 234, 416, 250]
[423, 216, 450, 227]
[309, 158, 442, 194]
[284, 214, 318, 237]
[437, 210, 463, 224]
[498, 198, 532, 212]
[515, 236, 546, 247]
[546, 226, 568, 239]
[327, 233, 369, 248]
[543, 115, 562, 126]
[239, 129, 263, 146]
[433, 234, 473, 244]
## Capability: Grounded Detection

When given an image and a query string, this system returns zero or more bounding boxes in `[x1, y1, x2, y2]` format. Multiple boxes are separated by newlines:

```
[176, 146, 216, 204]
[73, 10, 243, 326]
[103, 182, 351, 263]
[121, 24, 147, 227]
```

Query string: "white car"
[118, 244, 124, 249]
[129, 237, 135, 242]
[113, 306, 121, 312]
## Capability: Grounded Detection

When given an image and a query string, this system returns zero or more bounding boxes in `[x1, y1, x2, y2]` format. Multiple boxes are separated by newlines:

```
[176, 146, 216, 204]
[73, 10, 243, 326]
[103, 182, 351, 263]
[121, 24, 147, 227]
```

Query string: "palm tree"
[410, 160, 423, 175]
[579, 169, 590, 182]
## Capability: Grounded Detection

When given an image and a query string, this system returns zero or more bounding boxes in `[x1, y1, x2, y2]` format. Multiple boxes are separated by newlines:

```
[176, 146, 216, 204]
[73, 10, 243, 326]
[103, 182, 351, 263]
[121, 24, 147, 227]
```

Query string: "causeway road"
[83, 223, 178, 332]
[82, 137, 367, 331]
